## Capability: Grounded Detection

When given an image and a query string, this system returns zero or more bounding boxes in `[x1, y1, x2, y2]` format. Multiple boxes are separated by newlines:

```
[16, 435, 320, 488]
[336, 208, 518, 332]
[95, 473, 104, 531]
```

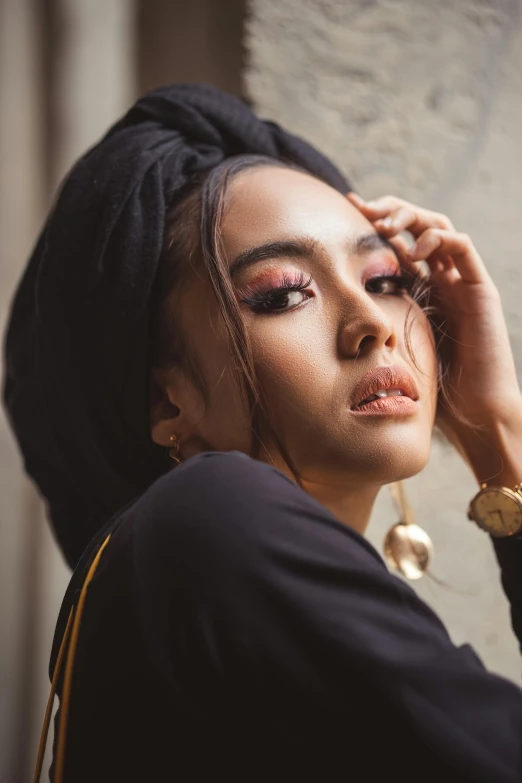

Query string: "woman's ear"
[148, 365, 203, 448]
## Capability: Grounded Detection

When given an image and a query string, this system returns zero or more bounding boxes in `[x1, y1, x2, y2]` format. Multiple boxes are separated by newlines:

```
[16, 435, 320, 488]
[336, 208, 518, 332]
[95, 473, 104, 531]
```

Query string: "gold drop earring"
[384, 481, 433, 580]
[168, 433, 181, 464]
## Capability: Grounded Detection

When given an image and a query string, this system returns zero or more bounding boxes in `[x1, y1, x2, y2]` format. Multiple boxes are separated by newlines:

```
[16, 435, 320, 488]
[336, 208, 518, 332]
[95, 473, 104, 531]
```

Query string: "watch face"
[472, 489, 522, 537]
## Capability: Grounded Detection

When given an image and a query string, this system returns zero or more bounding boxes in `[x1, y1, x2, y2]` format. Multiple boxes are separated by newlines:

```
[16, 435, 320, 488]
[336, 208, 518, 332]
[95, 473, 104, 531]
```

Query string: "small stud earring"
[168, 433, 181, 464]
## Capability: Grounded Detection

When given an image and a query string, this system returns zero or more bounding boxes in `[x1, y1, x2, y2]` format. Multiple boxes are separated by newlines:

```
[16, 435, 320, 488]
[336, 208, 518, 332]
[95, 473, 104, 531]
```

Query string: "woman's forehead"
[221, 166, 371, 257]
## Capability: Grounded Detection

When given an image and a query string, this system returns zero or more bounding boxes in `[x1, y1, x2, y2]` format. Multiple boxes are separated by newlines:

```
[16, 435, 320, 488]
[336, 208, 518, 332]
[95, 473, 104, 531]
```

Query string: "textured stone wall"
[246, 0, 516, 204]
[245, 0, 522, 680]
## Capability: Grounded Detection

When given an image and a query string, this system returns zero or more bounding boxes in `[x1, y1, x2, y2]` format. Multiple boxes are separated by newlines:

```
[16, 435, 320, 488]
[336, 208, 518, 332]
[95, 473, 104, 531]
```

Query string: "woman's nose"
[338, 295, 398, 359]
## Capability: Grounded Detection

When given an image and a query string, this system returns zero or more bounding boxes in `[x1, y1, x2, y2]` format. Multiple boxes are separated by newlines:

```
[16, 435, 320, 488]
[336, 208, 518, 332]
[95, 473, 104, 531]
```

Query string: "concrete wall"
[245, 0, 522, 680]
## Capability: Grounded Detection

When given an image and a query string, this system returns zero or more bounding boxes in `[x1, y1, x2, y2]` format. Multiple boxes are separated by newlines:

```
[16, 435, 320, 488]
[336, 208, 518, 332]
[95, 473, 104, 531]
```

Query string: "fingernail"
[381, 216, 393, 228]
[408, 242, 417, 256]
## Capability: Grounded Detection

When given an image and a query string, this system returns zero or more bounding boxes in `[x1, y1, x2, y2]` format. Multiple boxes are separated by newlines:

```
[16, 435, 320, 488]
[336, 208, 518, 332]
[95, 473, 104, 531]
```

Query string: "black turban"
[3, 83, 351, 568]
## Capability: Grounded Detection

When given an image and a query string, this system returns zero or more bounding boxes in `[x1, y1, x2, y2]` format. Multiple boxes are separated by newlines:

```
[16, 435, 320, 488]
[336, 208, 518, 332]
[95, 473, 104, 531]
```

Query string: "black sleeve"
[493, 536, 522, 658]
[127, 451, 522, 782]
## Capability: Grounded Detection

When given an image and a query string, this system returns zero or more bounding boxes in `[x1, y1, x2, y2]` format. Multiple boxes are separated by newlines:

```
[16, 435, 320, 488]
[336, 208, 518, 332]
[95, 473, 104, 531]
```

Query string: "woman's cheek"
[249, 317, 333, 409]
[410, 310, 439, 407]
[248, 307, 318, 364]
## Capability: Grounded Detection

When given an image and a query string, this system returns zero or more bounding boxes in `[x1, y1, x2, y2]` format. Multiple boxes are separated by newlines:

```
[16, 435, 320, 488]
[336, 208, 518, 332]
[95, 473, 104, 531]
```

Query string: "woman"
[4, 84, 522, 782]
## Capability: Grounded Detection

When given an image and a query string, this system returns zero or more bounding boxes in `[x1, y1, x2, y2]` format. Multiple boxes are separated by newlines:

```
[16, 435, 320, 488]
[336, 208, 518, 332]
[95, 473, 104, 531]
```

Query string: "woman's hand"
[347, 192, 522, 485]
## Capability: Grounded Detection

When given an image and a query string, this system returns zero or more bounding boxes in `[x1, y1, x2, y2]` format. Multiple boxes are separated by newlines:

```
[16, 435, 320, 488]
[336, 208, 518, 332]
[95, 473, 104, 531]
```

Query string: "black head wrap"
[3, 83, 351, 568]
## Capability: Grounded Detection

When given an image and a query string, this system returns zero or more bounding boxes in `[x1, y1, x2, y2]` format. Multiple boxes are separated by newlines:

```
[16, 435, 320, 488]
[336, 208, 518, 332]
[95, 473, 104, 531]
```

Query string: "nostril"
[357, 335, 376, 353]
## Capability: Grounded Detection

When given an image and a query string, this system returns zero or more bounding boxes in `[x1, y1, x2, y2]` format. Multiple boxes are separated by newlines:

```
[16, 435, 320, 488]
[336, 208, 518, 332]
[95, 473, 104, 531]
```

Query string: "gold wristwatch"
[467, 482, 522, 537]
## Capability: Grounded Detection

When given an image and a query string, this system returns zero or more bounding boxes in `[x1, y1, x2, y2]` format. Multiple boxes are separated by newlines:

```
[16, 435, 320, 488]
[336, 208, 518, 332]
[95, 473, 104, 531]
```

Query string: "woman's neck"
[265, 450, 379, 535]
[299, 476, 379, 536]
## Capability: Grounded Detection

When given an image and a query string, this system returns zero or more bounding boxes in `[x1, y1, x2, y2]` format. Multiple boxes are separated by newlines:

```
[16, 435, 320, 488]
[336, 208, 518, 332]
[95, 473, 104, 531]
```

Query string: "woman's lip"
[350, 396, 419, 416]
[350, 364, 419, 410]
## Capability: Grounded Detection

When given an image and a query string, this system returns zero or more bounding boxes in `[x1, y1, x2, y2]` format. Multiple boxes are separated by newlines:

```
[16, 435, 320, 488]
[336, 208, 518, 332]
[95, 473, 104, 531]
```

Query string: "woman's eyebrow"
[229, 238, 318, 278]
[352, 233, 399, 258]
[229, 232, 397, 278]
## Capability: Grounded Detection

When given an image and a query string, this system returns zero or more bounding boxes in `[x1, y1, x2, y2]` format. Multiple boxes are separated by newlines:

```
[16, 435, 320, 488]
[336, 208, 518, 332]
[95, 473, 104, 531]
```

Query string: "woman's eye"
[269, 290, 308, 312]
[240, 271, 412, 315]
[239, 272, 314, 315]
[374, 278, 397, 295]
[247, 288, 311, 314]
[366, 274, 412, 296]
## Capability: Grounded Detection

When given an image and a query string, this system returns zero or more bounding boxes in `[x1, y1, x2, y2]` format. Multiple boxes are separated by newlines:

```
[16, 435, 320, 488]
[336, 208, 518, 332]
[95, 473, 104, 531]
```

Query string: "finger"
[347, 192, 402, 219]
[348, 193, 455, 234]
[408, 229, 490, 285]
[374, 207, 455, 239]
[387, 235, 430, 280]
[373, 206, 418, 236]
[387, 233, 411, 259]
[387, 234, 415, 268]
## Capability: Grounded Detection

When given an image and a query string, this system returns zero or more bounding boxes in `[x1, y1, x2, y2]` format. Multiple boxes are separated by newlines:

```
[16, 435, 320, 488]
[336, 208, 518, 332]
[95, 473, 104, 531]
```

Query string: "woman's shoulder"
[123, 450, 387, 585]
[131, 449, 289, 538]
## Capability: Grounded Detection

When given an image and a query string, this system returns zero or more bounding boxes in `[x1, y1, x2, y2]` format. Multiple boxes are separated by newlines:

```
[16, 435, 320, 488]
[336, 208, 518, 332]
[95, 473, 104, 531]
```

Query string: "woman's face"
[157, 166, 438, 489]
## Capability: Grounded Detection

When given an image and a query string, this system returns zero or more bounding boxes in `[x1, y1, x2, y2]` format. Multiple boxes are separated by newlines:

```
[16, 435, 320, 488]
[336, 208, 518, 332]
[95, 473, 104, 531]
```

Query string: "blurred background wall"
[1, 1, 521, 780]
[0, 3, 244, 780]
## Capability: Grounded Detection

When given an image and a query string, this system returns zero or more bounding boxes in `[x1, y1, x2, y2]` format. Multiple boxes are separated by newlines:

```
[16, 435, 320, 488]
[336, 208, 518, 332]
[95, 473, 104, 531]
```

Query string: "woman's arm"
[347, 193, 522, 658]
[453, 408, 522, 655]
[435, 408, 522, 655]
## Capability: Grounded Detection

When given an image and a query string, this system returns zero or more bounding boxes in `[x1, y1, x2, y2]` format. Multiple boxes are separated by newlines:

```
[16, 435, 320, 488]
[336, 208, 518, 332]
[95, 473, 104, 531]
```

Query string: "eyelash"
[239, 271, 313, 314]
[239, 269, 416, 315]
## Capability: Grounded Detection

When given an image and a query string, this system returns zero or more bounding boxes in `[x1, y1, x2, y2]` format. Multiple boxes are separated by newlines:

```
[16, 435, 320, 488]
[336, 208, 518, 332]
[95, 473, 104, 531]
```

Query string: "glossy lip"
[349, 364, 420, 411]
[350, 396, 418, 416]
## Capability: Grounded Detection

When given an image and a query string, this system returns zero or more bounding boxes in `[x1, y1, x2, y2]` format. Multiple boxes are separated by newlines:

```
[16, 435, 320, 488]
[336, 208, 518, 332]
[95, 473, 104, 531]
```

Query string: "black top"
[49, 451, 522, 782]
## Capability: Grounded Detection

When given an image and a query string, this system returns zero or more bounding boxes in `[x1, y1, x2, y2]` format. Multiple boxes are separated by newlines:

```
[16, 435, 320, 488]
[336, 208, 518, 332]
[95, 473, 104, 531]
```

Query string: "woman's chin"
[312, 436, 432, 484]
